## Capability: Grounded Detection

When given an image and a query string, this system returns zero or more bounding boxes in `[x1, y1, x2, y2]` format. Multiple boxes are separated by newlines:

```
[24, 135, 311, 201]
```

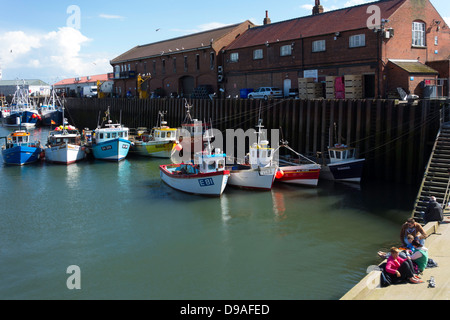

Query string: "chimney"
[263, 10, 271, 25]
[312, 0, 324, 15]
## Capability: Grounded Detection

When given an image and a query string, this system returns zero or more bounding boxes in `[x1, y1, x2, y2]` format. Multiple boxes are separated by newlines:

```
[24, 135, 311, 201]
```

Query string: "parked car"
[247, 87, 283, 100]
[288, 88, 299, 99]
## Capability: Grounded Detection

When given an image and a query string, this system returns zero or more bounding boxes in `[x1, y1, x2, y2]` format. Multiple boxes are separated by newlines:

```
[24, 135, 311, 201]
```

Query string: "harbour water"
[0, 126, 416, 300]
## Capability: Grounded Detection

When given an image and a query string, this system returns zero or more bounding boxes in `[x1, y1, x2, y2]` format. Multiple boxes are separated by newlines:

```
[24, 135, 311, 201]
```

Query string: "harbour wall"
[65, 97, 449, 185]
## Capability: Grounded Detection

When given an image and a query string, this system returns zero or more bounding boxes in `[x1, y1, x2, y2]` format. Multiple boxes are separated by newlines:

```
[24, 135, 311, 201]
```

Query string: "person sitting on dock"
[385, 247, 423, 284]
[422, 196, 443, 224]
[409, 240, 429, 275]
[400, 218, 427, 247]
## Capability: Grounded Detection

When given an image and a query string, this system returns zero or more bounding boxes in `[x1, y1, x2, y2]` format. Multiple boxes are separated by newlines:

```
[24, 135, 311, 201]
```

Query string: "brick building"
[110, 21, 254, 98]
[222, 0, 450, 99]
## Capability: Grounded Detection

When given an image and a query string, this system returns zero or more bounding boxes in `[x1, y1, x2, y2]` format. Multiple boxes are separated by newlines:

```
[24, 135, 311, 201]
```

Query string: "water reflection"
[271, 190, 286, 222]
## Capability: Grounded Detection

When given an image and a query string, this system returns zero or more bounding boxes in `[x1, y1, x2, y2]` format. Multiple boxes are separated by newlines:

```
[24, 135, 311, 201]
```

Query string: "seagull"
[156, 28, 160, 32]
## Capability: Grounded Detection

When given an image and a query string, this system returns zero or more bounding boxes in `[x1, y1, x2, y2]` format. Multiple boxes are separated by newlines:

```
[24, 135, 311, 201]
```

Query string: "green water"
[0, 126, 414, 300]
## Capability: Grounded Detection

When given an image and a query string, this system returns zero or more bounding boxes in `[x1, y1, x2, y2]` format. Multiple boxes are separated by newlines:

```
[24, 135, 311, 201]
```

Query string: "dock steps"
[412, 123, 450, 223]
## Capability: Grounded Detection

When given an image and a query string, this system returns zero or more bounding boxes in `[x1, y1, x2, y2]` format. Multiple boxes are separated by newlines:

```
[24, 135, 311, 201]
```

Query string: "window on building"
[349, 34, 366, 48]
[280, 45, 292, 56]
[162, 59, 166, 74]
[412, 22, 426, 47]
[184, 56, 188, 72]
[435, 36, 438, 46]
[230, 52, 239, 62]
[196, 54, 200, 71]
[210, 52, 215, 70]
[173, 57, 177, 73]
[253, 49, 263, 60]
[312, 40, 326, 52]
[153, 61, 156, 75]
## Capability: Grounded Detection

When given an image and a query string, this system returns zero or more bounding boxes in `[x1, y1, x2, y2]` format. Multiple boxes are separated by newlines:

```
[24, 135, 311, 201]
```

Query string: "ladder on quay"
[412, 122, 450, 223]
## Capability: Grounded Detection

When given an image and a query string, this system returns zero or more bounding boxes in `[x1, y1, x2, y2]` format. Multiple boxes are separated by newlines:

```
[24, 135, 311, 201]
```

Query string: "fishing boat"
[319, 144, 365, 183]
[130, 111, 179, 158]
[179, 100, 209, 154]
[39, 87, 63, 126]
[159, 131, 229, 196]
[275, 141, 321, 187]
[226, 119, 277, 191]
[3, 83, 41, 128]
[90, 108, 132, 161]
[1, 126, 42, 165]
[44, 111, 86, 164]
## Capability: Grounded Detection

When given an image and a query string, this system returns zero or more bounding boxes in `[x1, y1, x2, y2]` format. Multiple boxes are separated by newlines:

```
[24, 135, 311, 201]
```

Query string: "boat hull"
[131, 141, 176, 158]
[4, 111, 39, 128]
[160, 164, 229, 196]
[227, 165, 276, 190]
[45, 144, 86, 164]
[41, 110, 63, 126]
[276, 164, 321, 186]
[2, 145, 42, 165]
[92, 138, 132, 161]
[324, 158, 365, 183]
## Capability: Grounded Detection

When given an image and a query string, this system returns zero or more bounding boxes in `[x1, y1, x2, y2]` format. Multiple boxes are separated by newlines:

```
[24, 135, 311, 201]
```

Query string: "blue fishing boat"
[90, 108, 132, 161]
[39, 87, 63, 126]
[3, 83, 40, 128]
[1, 129, 43, 165]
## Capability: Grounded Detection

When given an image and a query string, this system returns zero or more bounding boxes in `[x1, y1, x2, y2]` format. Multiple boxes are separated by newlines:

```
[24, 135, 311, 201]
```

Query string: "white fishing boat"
[160, 130, 229, 196]
[226, 119, 277, 191]
[179, 100, 209, 154]
[130, 111, 179, 158]
[44, 110, 86, 165]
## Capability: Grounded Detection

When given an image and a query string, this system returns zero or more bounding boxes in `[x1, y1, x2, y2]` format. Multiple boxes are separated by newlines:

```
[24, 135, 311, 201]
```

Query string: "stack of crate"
[344, 75, 363, 99]
[298, 78, 323, 99]
[298, 78, 314, 99]
[326, 76, 336, 99]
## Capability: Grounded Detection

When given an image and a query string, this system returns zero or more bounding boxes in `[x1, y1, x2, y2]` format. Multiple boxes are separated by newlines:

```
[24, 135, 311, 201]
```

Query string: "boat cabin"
[9, 131, 31, 146]
[194, 149, 226, 174]
[94, 124, 129, 144]
[328, 144, 357, 163]
[249, 140, 274, 168]
[152, 121, 177, 142]
[48, 132, 81, 146]
[181, 119, 209, 137]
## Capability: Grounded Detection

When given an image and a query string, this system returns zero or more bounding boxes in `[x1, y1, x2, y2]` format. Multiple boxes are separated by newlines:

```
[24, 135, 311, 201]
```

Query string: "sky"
[0, 0, 448, 85]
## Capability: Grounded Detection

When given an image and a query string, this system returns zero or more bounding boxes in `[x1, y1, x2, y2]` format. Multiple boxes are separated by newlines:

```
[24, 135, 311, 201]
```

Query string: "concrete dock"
[341, 218, 450, 300]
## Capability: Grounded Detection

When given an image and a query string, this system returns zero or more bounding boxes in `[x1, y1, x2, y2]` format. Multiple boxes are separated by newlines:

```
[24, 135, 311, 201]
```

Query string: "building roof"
[53, 74, 110, 86]
[0, 79, 49, 86]
[110, 21, 254, 64]
[226, 0, 406, 50]
[389, 60, 439, 74]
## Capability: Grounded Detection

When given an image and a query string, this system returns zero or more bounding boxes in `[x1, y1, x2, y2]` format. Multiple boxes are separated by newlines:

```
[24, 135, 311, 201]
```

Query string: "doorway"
[283, 79, 291, 98]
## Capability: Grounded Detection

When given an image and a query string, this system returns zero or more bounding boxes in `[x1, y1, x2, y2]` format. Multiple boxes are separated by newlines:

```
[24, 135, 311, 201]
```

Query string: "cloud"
[99, 14, 125, 20]
[0, 27, 111, 83]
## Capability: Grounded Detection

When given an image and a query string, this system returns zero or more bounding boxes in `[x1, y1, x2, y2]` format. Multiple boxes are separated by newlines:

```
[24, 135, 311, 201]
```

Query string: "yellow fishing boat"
[130, 111, 179, 158]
